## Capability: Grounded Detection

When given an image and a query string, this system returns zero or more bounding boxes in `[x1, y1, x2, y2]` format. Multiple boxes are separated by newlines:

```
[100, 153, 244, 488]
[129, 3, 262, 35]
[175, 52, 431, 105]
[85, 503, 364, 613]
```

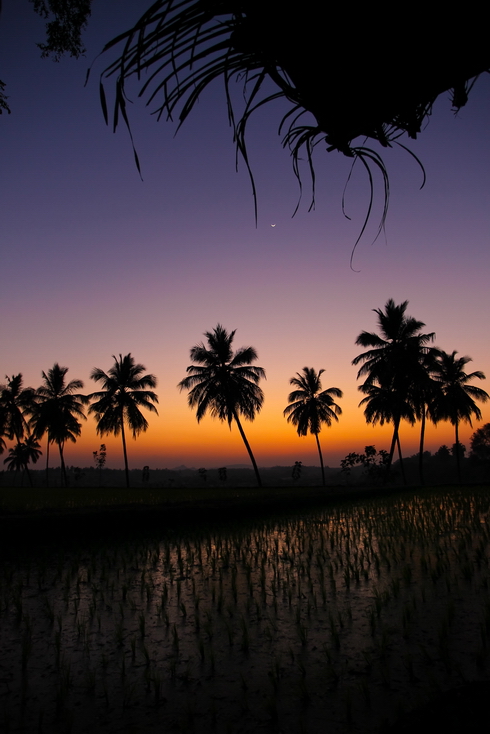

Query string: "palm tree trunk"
[386, 416, 400, 482]
[121, 420, 130, 488]
[396, 434, 406, 485]
[418, 408, 426, 486]
[58, 441, 68, 487]
[45, 437, 50, 487]
[455, 419, 462, 483]
[232, 410, 262, 487]
[314, 433, 326, 487]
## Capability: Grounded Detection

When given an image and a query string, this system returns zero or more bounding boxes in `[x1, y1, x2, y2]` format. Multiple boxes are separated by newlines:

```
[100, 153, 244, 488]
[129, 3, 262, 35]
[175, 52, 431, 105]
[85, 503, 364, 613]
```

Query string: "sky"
[1, 1, 490, 471]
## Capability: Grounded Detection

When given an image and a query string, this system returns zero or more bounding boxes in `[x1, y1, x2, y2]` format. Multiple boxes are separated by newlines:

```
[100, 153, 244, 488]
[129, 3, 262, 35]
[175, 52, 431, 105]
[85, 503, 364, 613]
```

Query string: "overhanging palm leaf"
[93, 2, 489, 255]
[283, 367, 342, 487]
[88, 354, 159, 488]
[178, 324, 265, 487]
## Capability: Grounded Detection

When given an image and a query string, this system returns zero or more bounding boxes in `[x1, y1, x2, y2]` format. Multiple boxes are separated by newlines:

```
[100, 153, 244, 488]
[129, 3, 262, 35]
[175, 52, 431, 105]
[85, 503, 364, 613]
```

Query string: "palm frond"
[88, 354, 159, 438]
[283, 367, 342, 439]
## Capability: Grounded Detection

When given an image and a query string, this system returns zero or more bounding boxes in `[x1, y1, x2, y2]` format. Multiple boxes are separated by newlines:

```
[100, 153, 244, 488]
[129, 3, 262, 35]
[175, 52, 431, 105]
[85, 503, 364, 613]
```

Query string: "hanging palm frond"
[92, 1, 490, 250]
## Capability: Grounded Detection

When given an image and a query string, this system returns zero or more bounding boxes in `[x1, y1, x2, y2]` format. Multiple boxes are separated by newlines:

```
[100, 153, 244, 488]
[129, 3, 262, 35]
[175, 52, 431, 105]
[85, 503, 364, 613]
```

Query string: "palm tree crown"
[31, 364, 88, 487]
[284, 367, 342, 486]
[433, 350, 489, 481]
[353, 299, 435, 387]
[4, 435, 42, 487]
[0, 374, 35, 443]
[88, 354, 158, 488]
[178, 324, 265, 486]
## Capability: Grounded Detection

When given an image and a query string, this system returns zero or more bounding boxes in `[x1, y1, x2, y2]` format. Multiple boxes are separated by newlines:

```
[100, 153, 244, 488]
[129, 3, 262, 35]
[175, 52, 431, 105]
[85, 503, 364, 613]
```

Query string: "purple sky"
[1, 2, 490, 470]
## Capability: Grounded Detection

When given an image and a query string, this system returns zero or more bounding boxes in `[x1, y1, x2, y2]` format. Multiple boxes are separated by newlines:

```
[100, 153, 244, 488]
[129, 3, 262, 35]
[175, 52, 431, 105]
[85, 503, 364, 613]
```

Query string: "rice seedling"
[83, 668, 96, 694]
[3, 487, 490, 733]
[114, 620, 124, 646]
[138, 613, 146, 638]
[21, 627, 32, 671]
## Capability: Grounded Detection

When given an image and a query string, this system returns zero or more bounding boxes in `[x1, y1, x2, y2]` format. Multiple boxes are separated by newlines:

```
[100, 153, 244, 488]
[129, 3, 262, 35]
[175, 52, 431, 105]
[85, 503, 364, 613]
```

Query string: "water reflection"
[1, 489, 490, 733]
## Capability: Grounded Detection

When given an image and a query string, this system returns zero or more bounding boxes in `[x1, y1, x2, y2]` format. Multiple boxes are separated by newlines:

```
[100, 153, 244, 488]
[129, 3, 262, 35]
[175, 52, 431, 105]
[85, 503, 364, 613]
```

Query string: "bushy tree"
[470, 424, 490, 462]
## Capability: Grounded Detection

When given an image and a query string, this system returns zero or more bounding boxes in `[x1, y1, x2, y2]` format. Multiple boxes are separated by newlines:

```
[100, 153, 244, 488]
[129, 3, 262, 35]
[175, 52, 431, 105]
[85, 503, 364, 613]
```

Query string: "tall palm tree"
[3, 435, 42, 487]
[352, 299, 435, 478]
[357, 381, 415, 484]
[410, 347, 443, 485]
[0, 374, 35, 444]
[433, 350, 489, 482]
[31, 364, 88, 488]
[283, 367, 342, 487]
[88, 354, 159, 488]
[178, 325, 265, 487]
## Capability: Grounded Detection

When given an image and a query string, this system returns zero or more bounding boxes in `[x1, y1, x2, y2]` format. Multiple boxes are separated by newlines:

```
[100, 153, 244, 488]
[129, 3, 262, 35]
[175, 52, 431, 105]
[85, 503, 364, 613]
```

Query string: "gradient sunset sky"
[2, 2, 490, 471]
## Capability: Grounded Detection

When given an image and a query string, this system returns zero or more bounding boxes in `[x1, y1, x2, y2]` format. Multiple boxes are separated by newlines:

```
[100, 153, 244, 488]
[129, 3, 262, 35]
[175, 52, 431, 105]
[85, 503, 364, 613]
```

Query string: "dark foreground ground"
[1, 483, 490, 733]
[0, 483, 441, 553]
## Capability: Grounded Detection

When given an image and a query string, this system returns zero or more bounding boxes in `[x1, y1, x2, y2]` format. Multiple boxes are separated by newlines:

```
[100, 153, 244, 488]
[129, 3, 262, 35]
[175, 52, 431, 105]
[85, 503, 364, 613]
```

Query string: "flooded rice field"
[1, 488, 490, 733]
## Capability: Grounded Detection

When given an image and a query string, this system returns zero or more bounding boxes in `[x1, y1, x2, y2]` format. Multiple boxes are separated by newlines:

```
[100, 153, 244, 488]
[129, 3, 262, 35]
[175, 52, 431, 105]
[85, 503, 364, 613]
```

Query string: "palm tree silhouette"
[3, 435, 42, 487]
[410, 347, 443, 485]
[0, 374, 35, 445]
[88, 354, 159, 488]
[283, 368, 342, 487]
[353, 299, 435, 479]
[178, 325, 265, 487]
[433, 351, 489, 482]
[31, 364, 88, 487]
[357, 382, 415, 484]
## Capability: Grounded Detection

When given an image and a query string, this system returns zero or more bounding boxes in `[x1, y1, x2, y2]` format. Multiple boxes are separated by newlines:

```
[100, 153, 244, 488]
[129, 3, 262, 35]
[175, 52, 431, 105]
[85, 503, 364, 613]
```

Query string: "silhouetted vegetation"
[30, 363, 88, 487]
[8, 3, 488, 253]
[1, 304, 488, 487]
[353, 299, 435, 483]
[470, 424, 490, 463]
[88, 354, 158, 488]
[93, 443, 107, 485]
[341, 445, 390, 485]
[432, 351, 489, 482]
[284, 367, 342, 487]
[3, 435, 41, 487]
[93, 3, 490, 252]
[178, 324, 265, 487]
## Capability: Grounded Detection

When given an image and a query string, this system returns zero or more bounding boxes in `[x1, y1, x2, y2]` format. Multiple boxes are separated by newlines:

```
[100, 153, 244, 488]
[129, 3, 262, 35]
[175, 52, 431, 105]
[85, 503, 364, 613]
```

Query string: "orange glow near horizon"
[56, 394, 489, 471]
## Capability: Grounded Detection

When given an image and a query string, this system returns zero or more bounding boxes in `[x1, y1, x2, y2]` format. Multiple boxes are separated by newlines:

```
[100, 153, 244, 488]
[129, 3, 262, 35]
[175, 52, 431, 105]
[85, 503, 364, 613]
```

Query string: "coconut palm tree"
[410, 347, 443, 485]
[357, 381, 415, 484]
[433, 351, 489, 482]
[178, 324, 265, 487]
[3, 434, 42, 487]
[0, 374, 35, 444]
[31, 364, 88, 488]
[283, 368, 342, 487]
[88, 354, 159, 488]
[352, 299, 435, 478]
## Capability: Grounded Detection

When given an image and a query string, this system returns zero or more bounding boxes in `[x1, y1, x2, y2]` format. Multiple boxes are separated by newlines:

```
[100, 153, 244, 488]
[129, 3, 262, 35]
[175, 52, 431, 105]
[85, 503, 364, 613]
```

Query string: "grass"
[0, 482, 413, 515]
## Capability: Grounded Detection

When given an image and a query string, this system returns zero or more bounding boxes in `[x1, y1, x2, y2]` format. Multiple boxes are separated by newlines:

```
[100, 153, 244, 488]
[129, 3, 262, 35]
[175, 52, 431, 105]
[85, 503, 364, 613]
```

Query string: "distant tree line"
[1, 301, 489, 488]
